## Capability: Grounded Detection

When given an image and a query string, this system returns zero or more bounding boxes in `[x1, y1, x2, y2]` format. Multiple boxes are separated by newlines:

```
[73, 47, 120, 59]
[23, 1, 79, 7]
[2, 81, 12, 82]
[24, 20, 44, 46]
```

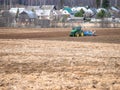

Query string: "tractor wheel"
[80, 32, 84, 36]
[75, 33, 80, 37]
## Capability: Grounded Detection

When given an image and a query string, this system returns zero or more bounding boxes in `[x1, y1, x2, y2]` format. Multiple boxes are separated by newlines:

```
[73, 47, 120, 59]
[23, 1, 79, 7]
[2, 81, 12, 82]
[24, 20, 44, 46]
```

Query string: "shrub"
[74, 9, 85, 17]
[97, 10, 106, 18]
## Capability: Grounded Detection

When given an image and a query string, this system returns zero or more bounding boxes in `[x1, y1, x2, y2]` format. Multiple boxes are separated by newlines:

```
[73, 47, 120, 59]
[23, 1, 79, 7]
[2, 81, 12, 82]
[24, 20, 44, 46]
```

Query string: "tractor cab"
[69, 26, 84, 37]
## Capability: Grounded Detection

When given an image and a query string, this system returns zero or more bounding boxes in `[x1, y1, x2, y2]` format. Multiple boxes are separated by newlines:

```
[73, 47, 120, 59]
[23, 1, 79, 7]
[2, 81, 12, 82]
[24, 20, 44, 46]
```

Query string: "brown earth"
[0, 28, 120, 90]
[0, 28, 120, 43]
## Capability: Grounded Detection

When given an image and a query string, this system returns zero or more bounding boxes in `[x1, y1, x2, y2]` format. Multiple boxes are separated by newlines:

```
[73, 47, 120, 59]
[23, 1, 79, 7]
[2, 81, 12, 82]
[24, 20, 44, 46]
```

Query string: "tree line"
[0, 0, 119, 8]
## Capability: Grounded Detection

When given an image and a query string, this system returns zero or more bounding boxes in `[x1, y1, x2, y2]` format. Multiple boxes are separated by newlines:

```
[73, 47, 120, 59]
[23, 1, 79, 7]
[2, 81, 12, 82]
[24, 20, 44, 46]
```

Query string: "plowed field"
[0, 28, 120, 90]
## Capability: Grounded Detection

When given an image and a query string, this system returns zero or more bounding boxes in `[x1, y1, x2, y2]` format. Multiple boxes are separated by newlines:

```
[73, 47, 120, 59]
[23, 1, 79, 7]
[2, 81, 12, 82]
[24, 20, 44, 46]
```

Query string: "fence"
[0, 16, 120, 28]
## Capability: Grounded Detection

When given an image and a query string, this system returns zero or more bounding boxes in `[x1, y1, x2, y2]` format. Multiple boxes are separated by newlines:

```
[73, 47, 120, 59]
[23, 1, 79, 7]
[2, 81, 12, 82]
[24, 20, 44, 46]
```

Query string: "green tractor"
[69, 26, 84, 37]
[69, 26, 96, 37]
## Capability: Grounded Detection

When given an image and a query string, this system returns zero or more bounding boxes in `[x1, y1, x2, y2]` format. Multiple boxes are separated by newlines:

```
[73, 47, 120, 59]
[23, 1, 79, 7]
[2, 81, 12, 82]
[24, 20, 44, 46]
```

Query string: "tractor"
[69, 26, 95, 37]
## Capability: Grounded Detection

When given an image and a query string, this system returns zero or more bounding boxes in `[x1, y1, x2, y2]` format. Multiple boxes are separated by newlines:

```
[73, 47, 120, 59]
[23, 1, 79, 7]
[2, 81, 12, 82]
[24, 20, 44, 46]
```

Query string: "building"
[9, 7, 25, 14]
[36, 5, 57, 19]
[0, 10, 15, 27]
[18, 10, 37, 26]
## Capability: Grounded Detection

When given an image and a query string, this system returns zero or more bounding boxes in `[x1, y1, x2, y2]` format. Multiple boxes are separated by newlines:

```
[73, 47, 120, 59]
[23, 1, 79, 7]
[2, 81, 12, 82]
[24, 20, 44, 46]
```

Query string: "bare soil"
[0, 28, 120, 44]
[0, 28, 120, 90]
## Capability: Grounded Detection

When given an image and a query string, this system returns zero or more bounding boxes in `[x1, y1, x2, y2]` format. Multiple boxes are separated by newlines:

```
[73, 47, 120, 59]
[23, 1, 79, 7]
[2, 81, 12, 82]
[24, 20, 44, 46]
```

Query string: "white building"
[60, 9, 70, 15]
[72, 7, 87, 12]
[9, 8, 25, 14]
[97, 8, 107, 13]
[35, 5, 57, 20]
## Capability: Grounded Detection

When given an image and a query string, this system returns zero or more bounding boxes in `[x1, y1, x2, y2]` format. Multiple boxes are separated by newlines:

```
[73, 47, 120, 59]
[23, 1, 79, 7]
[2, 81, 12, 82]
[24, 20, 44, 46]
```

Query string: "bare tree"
[100, 0, 103, 7]
[35, 0, 37, 6]
[71, 0, 74, 7]
[60, 0, 64, 9]
[96, 0, 100, 8]
[115, 0, 118, 7]
[4, 0, 6, 10]
[10, 0, 13, 9]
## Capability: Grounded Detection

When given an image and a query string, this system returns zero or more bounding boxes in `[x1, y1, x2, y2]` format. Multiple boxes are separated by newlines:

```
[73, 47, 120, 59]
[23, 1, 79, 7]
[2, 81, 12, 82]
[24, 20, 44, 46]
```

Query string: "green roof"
[63, 7, 72, 14]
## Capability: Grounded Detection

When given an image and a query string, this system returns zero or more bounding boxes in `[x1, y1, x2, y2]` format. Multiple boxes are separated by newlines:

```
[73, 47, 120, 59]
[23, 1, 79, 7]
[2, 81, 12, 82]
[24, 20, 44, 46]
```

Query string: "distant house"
[35, 9, 43, 18]
[97, 8, 107, 13]
[71, 6, 97, 18]
[75, 7, 88, 12]
[54, 10, 62, 18]
[35, 5, 57, 20]
[18, 10, 37, 25]
[111, 7, 120, 13]
[0, 11, 15, 27]
[59, 7, 73, 16]
[71, 7, 77, 12]
[63, 7, 73, 14]
[84, 9, 94, 17]
[60, 9, 70, 15]
[89, 8, 97, 15]
[110, 7, 120, 18]
[9, 8, 25, 14]
[72, 6, 93, 17]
